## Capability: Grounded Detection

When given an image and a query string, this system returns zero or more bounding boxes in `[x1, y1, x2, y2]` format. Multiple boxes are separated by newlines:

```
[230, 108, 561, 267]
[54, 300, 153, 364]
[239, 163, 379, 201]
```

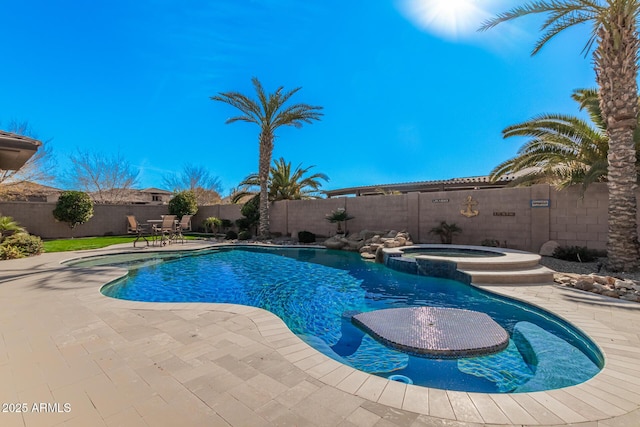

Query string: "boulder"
[539, 240, 560, 257]
[361, 252, 376, 260]
[323, 236, 346, 250]
[574, 279, 595, 291]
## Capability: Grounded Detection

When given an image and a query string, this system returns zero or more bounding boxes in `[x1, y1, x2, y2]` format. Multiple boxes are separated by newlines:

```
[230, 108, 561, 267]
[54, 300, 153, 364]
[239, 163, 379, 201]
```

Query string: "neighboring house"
[323, 174, 519, 198]
[0, 181, 62, 202]
[0, 183, 172, 205]
[89, 187, 172, 204]
[139, 188, 172, 204]
[0, 130, 41, 170]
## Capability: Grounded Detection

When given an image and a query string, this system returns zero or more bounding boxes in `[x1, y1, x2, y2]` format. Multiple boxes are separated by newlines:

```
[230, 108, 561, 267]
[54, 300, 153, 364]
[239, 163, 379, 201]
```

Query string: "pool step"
[455, 257, 541, 271]
[460, 265, 555, 285]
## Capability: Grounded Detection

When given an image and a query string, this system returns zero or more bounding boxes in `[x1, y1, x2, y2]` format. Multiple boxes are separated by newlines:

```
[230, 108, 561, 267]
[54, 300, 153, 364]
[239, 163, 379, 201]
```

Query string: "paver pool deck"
[1, 241, 639, 426]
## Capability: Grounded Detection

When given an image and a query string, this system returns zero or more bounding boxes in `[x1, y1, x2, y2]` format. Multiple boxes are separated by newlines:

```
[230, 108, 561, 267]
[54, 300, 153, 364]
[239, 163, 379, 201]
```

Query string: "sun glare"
[399, 0, 493, 39]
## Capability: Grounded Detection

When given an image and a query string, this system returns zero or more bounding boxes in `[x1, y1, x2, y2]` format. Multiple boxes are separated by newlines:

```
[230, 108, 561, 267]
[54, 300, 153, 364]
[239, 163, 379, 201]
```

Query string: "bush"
[0, 233, 44, 259]
[235, 217, 253, 231]
[481, 239, 500, 247]
[53, 191, 94, 234]
[552, 246, 604, 262]
[238, 230, 252, 240]
[0, 215, 26, 242]
[203, 217, 222, 233]
[168, 190, 198, 218]
[0, 245, 23, 260]
[239, 195, 260, 233]
[220, 219, 233, 229]
[298, 230, 316, 243]
[429, 221, 462, 244]
[225, 230, 238, 240]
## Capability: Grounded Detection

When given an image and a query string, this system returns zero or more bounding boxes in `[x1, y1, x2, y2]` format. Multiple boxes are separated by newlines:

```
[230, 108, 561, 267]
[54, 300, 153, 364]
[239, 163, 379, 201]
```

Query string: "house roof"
[140, 187, 172, 194]
[0, 130, 42, 170]
[323, 174, 519, 197]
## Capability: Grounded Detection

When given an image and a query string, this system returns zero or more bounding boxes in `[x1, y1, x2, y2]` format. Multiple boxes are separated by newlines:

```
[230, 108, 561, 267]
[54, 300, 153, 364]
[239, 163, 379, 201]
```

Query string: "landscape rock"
[553, 272, 640, 303]
[574, 279, 594, 291]
[323, 229, 415, 260]
[539, 240, 560, 257]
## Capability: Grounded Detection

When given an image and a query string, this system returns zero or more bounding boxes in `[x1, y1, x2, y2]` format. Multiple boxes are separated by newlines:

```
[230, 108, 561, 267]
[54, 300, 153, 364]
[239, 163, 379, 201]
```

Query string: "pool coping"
[1, 241, 639, 426]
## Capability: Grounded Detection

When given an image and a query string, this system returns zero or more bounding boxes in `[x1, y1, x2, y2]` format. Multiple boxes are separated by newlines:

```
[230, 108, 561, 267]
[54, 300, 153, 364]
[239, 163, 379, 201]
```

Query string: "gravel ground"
[539, 256, 640, 282]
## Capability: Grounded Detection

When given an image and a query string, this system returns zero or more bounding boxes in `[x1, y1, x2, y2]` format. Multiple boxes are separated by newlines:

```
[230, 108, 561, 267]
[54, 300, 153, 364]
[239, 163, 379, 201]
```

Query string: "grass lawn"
[43, 235, 199, 252]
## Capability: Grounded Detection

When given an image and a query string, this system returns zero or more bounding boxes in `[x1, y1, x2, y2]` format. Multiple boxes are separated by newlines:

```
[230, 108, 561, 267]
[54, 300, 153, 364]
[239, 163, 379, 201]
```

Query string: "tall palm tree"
[212, 78, 323, 238]
[490, 89, 611, 189]
[481, 1, 640, 271]
[232, 157, 329, 203]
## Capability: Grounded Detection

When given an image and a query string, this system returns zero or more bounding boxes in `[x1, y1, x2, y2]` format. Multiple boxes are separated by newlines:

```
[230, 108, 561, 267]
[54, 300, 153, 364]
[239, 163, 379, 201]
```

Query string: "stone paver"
[0, 241, 639, 426]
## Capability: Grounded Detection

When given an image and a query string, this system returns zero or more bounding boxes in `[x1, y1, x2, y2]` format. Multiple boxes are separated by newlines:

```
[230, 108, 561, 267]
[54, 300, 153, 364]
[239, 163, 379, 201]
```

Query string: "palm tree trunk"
[258, 131, 273, 239]
[595, 17, 640, 271]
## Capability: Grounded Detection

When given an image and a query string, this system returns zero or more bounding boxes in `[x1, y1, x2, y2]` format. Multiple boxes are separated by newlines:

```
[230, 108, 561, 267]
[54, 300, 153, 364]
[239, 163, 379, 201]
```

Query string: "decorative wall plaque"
[531, 199, 550, 208]
[460, 196, 479, 218]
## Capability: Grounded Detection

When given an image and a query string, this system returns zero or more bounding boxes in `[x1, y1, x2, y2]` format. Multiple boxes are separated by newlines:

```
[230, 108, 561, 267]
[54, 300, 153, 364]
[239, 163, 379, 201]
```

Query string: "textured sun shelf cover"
[352, 307, 509, 357]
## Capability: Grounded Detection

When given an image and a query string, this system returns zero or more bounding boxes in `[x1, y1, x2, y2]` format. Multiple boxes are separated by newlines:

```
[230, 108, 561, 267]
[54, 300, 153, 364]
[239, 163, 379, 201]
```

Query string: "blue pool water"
[97, 246, 603, 393]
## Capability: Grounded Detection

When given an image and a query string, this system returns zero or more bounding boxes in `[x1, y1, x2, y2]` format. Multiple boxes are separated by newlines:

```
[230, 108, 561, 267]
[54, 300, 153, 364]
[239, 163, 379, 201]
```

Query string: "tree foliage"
[53, 191, 94, 233]
[490, 88, 623, 190]
[64, 150, 139, 203]
[212, 77, 323, 238]
[168, 190, 198, 218]
[232, 157, 329, 203]
[481, 0, 640, 271]
[163, 164, 223, 206]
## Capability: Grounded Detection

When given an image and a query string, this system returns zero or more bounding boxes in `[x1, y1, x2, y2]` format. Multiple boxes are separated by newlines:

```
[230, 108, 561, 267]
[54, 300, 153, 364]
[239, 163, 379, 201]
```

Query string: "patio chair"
[152, 215, 177, 246]
[174, 214, 192, 244]
[126, 215, 150, 247]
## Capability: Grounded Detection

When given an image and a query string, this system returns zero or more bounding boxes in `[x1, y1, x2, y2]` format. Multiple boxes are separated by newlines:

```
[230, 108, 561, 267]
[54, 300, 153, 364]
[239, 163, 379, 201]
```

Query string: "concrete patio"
[1, 241, 639, 426]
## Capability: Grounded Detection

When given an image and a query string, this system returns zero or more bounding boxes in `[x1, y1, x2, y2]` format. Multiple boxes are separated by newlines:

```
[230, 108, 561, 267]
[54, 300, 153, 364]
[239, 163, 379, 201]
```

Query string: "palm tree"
[212, 78, 323, 238]
[490, 89, 611, 189]
[481, 1, 640, 271]
[232, 157, 329, 203]
[430, 221, 462, 244]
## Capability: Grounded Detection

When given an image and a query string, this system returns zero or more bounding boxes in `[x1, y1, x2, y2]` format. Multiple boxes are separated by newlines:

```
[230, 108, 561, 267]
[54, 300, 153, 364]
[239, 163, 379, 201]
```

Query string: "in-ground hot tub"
[383, 244, 553, 285]
[400, 246, 506, 258]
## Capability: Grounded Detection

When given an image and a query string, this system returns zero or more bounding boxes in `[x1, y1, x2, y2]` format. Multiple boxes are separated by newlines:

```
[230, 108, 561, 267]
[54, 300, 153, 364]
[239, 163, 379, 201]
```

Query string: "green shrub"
[53, 191, 94, 234]
[0, 244, 23, 260]
[203, 217, 222, 233]
[298, 230, 316, 243]
[552, 246, 604, 262]
[235, 217, 252, 231]
[225, 230, 238, 240]
[238, 230, 252, 240]
[220, 219, 233, 229]
[0, 233, 43, 259]
[238, 195, 260, 233]
[429, 221, 462, 244]
[168, 190, 198, 218]
[481, 239, 500, 247]
[325, 208, 353, 234]
[0, 215, 26, 242]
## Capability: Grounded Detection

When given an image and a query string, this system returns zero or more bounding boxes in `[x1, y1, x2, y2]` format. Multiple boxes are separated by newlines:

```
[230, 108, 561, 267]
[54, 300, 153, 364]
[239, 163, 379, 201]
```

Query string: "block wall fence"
[0, 183, 627, 253]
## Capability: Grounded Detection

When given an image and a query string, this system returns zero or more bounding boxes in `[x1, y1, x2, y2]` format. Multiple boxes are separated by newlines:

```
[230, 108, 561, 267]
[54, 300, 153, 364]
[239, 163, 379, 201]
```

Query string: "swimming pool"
[92, 246, 602, 393]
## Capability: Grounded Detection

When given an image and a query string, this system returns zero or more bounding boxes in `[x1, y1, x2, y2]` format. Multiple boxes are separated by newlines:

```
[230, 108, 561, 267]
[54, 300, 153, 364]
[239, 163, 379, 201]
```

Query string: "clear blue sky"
[1, 0, 597, 196]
